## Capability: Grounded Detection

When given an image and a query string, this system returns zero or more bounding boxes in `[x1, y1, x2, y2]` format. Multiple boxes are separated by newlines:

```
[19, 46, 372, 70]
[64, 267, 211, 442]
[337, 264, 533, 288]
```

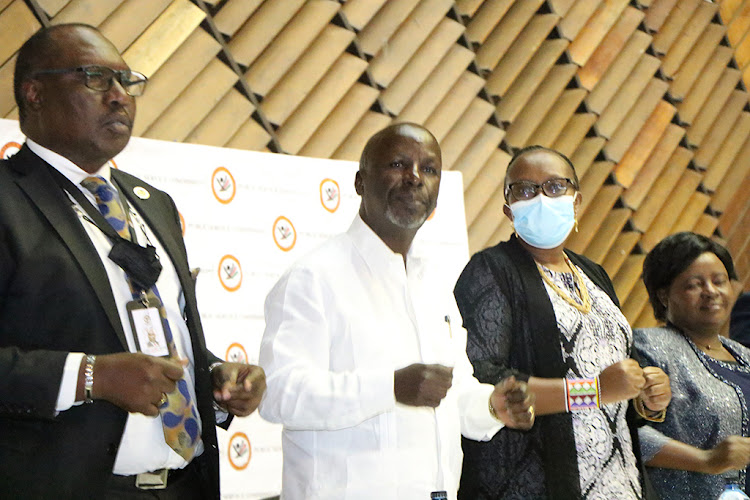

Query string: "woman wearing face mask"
[454, 146, 670, 499]
[634, 232, 750, 499]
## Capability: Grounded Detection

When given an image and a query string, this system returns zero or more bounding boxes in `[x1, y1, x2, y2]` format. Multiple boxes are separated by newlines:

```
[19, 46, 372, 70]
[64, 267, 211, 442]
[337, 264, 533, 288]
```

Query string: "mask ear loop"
[504, 203, 516, 234]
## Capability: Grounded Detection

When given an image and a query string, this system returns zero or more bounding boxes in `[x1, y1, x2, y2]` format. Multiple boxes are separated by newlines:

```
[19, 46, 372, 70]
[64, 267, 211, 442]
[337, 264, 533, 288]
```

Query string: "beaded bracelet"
[564, 377, 600, 412]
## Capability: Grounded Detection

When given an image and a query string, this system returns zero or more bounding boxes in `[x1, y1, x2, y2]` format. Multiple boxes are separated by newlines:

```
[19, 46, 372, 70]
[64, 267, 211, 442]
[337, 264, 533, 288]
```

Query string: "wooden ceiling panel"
[0, 1, 40, 66]
[244, 1, 341, 96]
[2, 0, 750, 323]
[380, 17, 465, 115]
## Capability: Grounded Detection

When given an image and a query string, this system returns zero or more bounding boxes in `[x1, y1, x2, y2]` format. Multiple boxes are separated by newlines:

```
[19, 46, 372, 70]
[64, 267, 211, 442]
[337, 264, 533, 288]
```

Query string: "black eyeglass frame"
[31, 65, 148, 97]
[505, 177, 578, 201]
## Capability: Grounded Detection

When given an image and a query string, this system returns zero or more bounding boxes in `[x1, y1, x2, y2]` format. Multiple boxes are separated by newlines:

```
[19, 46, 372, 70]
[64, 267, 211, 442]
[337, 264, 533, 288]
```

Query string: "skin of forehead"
[389, 123, 436, 144]
[47, 25, 125, 68]
[366, 124, 440, 164]
[507, 149, 571, 181]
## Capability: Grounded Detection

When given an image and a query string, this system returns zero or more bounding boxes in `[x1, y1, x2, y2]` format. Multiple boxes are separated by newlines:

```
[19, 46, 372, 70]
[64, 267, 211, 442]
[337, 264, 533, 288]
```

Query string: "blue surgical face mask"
[509, 195, 576, 249]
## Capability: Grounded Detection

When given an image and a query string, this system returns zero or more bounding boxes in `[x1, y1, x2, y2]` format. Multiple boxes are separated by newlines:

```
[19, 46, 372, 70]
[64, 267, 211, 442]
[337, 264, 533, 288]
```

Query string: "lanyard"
[46, 166, 163, 291]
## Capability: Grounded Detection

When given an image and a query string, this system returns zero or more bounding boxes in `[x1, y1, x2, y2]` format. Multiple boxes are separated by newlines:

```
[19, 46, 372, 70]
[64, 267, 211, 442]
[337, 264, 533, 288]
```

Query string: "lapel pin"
[133, 186, 150, 199]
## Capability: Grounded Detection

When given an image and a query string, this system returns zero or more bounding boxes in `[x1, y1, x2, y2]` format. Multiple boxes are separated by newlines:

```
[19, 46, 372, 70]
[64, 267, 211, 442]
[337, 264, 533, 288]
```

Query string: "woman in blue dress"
[635, 232, 750, 499]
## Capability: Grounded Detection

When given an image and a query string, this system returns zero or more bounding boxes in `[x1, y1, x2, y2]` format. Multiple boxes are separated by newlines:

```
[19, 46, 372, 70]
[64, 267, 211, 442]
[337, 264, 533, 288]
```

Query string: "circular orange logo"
[0, 141, 21, 159]
[218, 254, 242, 292]
[427, 208, 436, 221]
[228, 432, 252, 470]
[225, 342, 248, 364]
[320, 178, 341, 213]
[178, 211, 186, 236]
[273, 216, 297, 252]
[212, 167, 236, 204]
[109, 158, 119, 170]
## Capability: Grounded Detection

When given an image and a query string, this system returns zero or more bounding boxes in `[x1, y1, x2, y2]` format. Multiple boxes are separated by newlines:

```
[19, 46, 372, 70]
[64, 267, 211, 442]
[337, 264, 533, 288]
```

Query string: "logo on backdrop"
[1, 141, 21, 159]
[228, 432, 252, 471]
[218, 254, 243, 292]
[320, 178, 340, 213]
[273, 216, 297, 252]
[212, 166, 236, 204]
[225, 342, 248, 364]
[178, 211, 186, 236]
[428, 208, 436, 221]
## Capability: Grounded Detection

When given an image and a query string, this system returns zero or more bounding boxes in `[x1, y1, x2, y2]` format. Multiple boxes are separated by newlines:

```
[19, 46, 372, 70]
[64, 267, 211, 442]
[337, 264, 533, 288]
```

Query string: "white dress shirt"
[259, 214, 502, 500]
[27, 139, 203, 474]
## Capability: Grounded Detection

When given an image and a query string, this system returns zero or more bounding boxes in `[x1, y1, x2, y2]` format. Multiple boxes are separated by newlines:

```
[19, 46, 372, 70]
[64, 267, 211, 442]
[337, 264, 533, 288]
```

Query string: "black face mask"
[108, 238, 162, 291]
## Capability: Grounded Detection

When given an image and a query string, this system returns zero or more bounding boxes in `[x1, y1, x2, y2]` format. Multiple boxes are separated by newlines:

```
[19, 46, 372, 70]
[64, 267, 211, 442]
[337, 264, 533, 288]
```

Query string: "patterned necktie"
[80, 176, 131, 240]
[81, 176, 201, 461]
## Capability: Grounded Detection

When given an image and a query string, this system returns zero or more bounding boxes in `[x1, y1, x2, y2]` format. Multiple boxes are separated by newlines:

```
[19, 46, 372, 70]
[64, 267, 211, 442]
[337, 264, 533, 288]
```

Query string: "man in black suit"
[730, 292, 750, 348]
[0, 23, 265, 499]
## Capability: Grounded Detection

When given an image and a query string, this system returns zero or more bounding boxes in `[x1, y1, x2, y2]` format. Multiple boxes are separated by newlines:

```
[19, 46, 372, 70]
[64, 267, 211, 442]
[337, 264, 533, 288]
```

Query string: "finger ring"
[158, 393, 168, 407]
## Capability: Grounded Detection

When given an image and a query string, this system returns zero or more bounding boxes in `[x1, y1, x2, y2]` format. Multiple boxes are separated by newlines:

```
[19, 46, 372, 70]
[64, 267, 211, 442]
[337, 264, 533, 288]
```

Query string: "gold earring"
[574, 219, 579, 233]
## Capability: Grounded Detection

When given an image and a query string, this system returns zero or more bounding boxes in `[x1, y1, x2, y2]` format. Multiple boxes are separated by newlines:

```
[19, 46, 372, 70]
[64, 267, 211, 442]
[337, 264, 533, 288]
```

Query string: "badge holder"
[126, 290, 170, 358]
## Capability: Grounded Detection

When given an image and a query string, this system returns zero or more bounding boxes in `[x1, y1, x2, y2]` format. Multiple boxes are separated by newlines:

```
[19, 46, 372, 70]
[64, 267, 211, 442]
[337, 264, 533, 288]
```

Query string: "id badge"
[127, 295, 170, 357]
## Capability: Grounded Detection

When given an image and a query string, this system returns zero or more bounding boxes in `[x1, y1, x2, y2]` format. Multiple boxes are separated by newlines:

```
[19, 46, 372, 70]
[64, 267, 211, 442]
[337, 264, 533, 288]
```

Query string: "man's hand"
[599, 359, 645, 404]
[394, 363, 453, 407]
[489, 376, 535, 430]
[639, 366, 671, 412]
[212, 363, 266, 417]
[88, 352, 185, 416]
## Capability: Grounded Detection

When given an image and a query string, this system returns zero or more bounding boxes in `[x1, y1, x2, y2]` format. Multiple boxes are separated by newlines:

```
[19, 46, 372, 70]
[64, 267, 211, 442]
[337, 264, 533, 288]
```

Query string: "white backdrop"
[0, 118, 470, 498]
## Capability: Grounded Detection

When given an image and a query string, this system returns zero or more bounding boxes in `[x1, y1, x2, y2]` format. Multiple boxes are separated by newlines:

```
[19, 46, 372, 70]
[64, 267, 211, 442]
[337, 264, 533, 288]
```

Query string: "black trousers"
[104, 459, 205, 500]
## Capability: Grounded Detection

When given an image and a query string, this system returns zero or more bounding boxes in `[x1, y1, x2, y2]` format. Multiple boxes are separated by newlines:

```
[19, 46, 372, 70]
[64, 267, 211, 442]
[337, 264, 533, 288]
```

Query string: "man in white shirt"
[259, 122, 535, 499]
[0, 23, 265, 499]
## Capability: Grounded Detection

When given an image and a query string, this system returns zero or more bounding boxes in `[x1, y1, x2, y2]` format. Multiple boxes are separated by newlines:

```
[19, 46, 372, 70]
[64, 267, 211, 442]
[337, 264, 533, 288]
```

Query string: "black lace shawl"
[454, 235, 655, 500]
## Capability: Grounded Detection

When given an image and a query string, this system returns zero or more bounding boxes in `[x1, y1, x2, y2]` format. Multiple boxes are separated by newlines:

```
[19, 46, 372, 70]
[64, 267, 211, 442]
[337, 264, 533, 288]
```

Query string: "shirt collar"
[26, 138, 112, 188]
[347, 213, 426, 276]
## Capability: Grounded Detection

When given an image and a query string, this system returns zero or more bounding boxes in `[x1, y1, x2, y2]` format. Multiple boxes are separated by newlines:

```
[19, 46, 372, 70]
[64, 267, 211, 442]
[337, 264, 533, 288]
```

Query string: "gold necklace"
[537, 255, 592, 314]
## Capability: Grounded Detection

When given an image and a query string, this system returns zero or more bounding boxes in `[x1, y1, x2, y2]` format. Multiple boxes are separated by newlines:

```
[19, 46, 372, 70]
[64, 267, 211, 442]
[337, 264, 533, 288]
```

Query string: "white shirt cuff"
[56, 352, 85, 412]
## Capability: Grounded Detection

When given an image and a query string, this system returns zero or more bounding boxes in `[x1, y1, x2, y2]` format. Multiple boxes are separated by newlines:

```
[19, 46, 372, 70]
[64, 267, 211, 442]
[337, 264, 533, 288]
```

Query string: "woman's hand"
[703, 436, 750, 474]
[646, 436, 750, 474]
[639, 366, 671, 412]
[599, 359, 645, 404]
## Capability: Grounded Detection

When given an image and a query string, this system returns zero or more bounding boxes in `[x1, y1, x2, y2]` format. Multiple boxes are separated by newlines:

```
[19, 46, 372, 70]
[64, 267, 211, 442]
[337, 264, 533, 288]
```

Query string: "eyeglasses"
[506, 178, 576, 201]
[32, 65, 148, 97]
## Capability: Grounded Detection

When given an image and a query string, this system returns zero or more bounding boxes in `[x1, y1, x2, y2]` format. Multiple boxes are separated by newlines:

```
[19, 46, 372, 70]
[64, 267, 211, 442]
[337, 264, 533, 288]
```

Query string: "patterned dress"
[454, 235, 654, 500]
[540, 265, 641, 499]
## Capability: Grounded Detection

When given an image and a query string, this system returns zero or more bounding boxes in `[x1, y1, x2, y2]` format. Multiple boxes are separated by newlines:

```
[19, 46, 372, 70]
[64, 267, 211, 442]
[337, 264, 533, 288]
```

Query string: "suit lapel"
[11, 146, 129, 349]
[112, 171, 189, 284]
[114, 172, 213, 385]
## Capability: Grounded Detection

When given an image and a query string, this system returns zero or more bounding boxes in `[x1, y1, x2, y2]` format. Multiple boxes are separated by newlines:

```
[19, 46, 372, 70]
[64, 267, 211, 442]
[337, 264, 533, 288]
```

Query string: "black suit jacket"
[0, 145, 221, 499]
[730, 292, 750, 348]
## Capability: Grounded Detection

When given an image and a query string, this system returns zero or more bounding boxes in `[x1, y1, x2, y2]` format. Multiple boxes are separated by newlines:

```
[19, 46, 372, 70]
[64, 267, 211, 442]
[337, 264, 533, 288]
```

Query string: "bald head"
[359, 122, 441, 173]
[354, 122, 442, 254]
[14, 23, 136, 173]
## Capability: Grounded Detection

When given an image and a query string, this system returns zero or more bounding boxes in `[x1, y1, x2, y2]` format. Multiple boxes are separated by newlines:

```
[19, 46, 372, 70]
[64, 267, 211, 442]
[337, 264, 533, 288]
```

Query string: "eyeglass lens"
[84, 67, 146, 96]
[511, 179, 572, 200]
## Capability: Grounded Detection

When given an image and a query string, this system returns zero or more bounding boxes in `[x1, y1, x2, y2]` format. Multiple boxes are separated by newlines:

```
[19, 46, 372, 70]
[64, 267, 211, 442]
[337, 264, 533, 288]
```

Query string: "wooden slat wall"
[2, 0, 750, 327]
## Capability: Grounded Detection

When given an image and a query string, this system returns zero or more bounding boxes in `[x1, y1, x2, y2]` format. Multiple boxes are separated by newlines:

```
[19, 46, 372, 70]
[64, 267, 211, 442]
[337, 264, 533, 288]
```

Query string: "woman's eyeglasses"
[506, 178, 576, 201]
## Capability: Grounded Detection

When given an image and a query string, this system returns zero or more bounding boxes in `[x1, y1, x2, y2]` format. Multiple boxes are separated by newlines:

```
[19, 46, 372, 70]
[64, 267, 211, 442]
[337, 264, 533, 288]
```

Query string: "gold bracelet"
[634, 396, 666, 422]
